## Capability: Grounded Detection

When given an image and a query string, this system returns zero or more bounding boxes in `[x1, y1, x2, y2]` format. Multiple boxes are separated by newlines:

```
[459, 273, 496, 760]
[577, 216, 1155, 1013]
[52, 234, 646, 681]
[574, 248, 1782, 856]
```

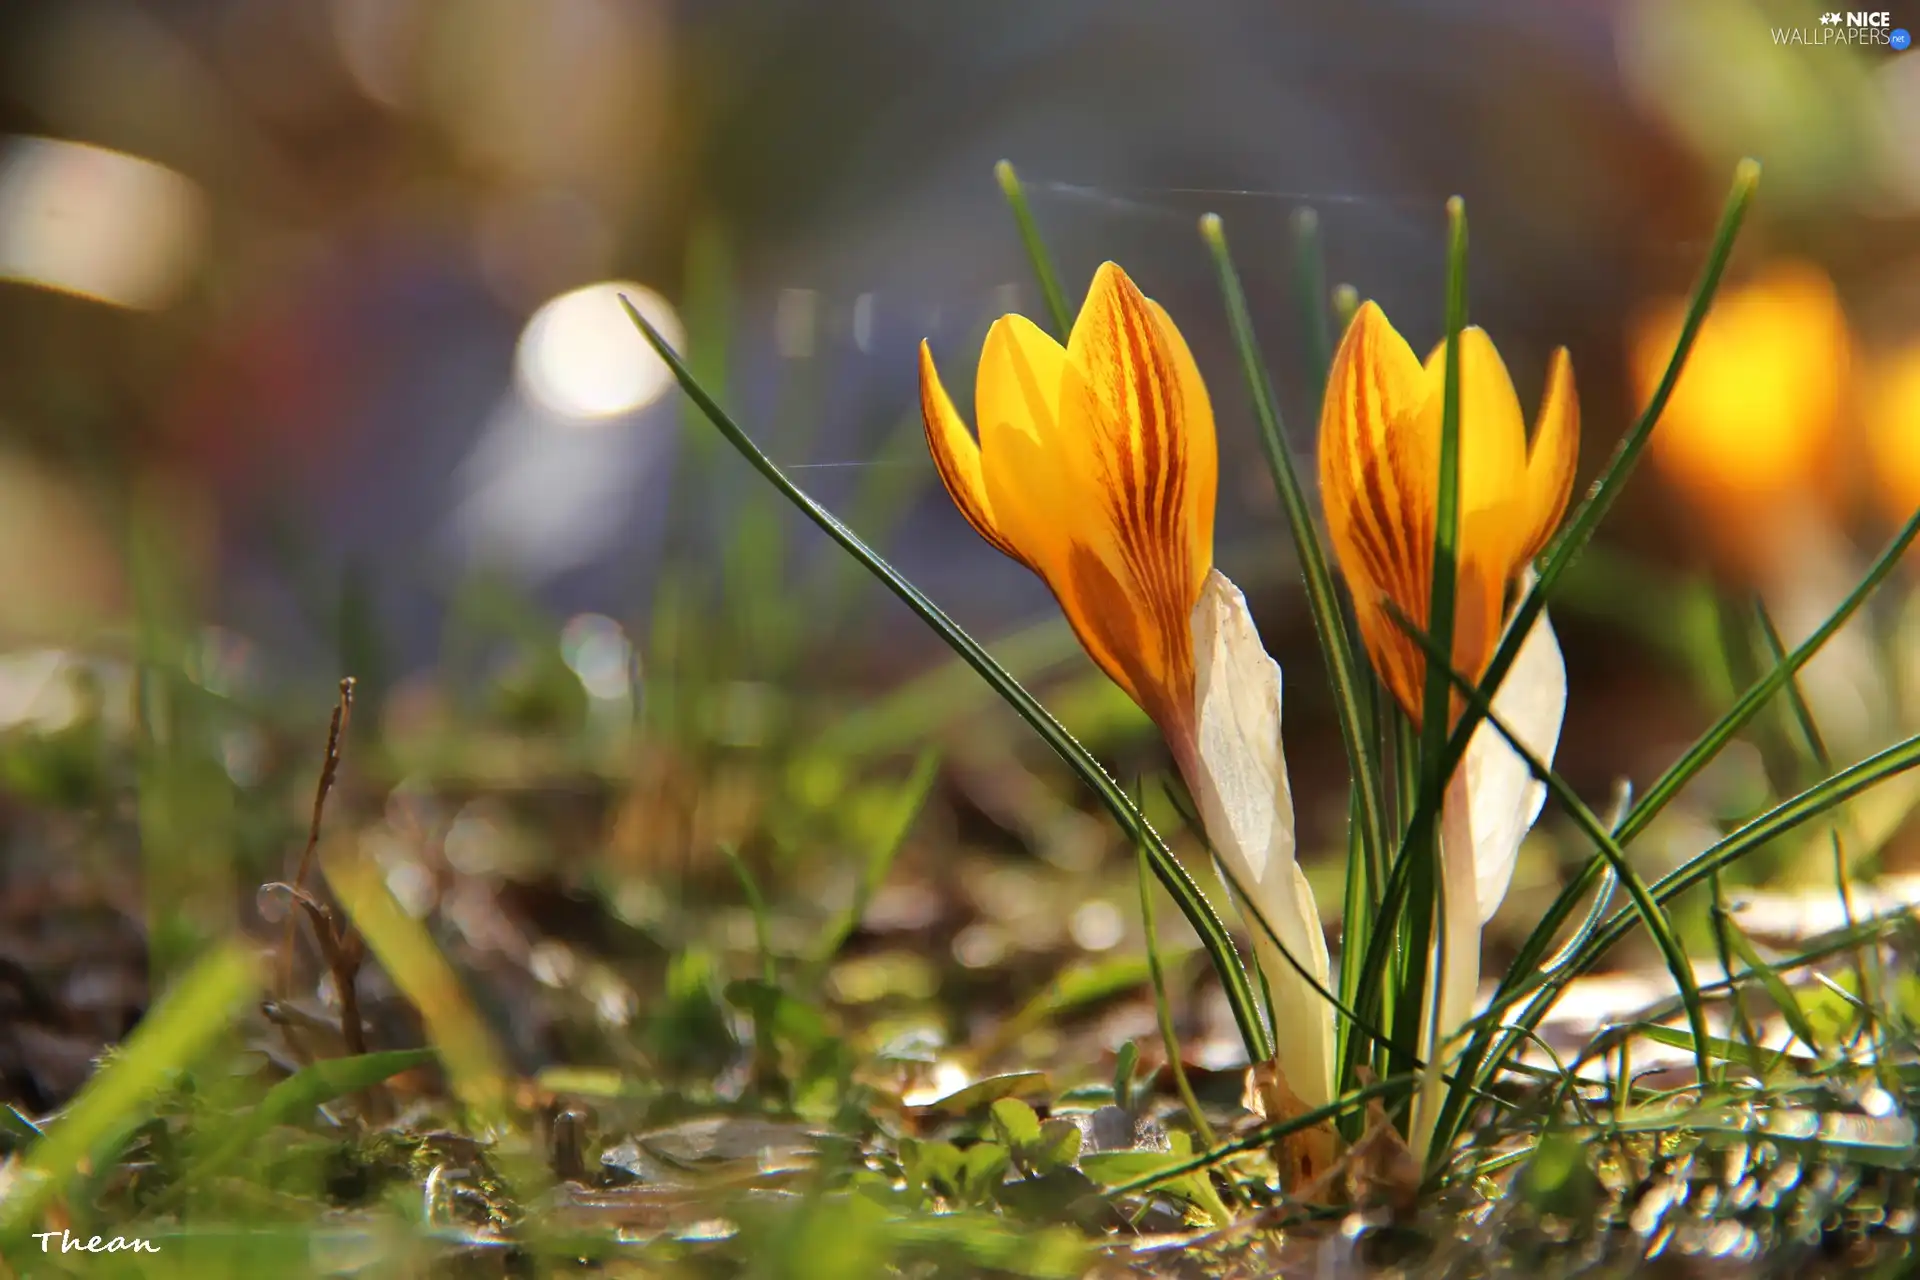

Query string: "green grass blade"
[1421, 196, 1468, 758]
[1543, 859, 1618, 977]
[1335, 788, 1371, 1097]
[1708, 864, 1763, 1072]
[1137, 849, 1217, 1149]
[1434, 161, 1761, 809]
[622, 298, 1272, 1064]
[1755, 602, 1835, 775]
[1290, 207, 1334, 393]
[1385, 602, 1712, 1152]
[1331, 283, 1360, 332]
[1618, 503, 1920, 845]
[1719, 912, 1822, 1051]
[807, 750, 940, 977]
[1494, 731, 1920, 1060]
[721, 843, 777, 987]
[184, 1048, 436, 1191]
[1407, 198, 1469, 1123]
[0, 944, 258, 1249]
[995, 160, 1073, 338]
[1199, 212, 1389, 940]
[1754, 601, 1877, 1025]
[324, 848, 514, 1132]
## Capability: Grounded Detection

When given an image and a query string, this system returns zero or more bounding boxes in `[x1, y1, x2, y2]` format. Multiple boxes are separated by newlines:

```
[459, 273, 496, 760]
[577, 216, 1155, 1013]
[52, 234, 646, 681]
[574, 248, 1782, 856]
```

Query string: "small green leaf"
[989, 1097, 1042, 1151]
[960, 1141, 1012, 1200]
[993, 1165, 1105, 1225]
[1111, 1041, 1140, 1114]
[900, 1137, 963, 1198]
[1082, 1133, 1230, 1225]
[918, 1071, 1049, 1115]
[1635, 1023, 1809, 1071]
[1036, 1118, 1083, 1171]
[1520, 1133, 1603, 1221]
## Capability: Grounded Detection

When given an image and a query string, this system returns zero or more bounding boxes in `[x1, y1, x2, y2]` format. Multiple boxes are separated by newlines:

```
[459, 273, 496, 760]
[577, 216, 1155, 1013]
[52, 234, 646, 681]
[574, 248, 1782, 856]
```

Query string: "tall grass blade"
[1331, 283, 1360, 332]
[1494, 731, 1920, 1063]
[1436, 161, 1761, 809]
[995, 160, 1073, 338]
[721, 843, 777, 987]
[1290, 207, 1334, 393]
[1406, 198, 1469, 1144]
[324, 844, 514, 1132]
[622, 298, 1272, 1064]
[1755, 601, 1877, 1025]
[1385, 602, 1713, 1151]
[807, 750, 940, 978]
[1620, 504, 1919, 844]
[1199, 213, 1389, 945]
[1137, 849, 1217, 1149]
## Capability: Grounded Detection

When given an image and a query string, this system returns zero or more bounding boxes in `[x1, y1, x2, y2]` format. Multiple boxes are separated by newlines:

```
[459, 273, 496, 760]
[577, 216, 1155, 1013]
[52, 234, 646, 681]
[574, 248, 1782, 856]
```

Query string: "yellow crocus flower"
[1319, 302, 1580, 727]
[1318, 300, 1580, 1156]
[919, 263, 1336, 1130]
[919, 262, 1217, 770]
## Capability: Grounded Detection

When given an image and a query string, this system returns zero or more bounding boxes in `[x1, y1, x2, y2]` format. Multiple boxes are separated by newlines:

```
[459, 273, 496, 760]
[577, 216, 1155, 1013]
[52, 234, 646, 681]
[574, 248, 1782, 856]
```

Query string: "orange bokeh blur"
[1632, 260, 1852, 569]
[1865, 339, 1920, 531]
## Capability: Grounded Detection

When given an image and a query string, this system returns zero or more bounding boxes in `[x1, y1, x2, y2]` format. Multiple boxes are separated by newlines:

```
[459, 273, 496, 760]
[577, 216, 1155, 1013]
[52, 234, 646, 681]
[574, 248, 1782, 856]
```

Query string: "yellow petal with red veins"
[919, 340, 1023, 566]
[1321, 302, 1434, 722]
[1003, 262, 1210, 740]
[1145, 297, 1218, 605]
[915, 262, 1215, 754]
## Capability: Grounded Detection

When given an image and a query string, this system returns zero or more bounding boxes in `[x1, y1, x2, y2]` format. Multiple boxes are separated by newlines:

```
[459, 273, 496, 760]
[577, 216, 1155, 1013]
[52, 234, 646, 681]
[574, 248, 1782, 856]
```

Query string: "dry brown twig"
[267, 679, 368, 1061]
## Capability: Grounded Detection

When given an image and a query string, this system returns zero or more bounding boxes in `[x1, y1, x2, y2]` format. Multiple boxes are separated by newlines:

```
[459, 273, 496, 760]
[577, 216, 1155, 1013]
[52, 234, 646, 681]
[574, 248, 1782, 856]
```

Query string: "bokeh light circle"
[514, 281, 683, 421]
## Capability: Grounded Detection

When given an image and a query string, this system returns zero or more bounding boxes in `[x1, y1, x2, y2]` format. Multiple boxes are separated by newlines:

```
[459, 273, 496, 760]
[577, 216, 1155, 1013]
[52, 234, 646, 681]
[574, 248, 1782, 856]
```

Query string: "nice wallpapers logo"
[1775, 9, 1913, 47]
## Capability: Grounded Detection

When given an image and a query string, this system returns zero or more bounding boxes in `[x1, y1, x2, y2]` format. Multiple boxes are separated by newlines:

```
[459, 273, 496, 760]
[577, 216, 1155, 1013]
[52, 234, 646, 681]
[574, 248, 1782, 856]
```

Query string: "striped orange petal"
[918, 262, 1216, 756]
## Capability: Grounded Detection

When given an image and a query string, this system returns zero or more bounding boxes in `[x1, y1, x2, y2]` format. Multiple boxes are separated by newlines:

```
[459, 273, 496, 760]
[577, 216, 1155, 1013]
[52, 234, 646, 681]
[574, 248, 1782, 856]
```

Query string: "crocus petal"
[1864, 338, 1920, 530]
[1321, 302, 1432, 721]
[978, 262, 1210, 742]
[1189, 569, 1332, 1109]
[1463, 599, 1566, 922]
[918, 339, 1024, 566]
[1061, 264, 1214, 649]
[1418, 328, 1530, 541]
[971, 313, 1082, 569]
[1416, 328, 1530, 691]
[916, 262, 1214, 755]
[1516, 349, 1580, 567]
[1145, 297, 1218, 611]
